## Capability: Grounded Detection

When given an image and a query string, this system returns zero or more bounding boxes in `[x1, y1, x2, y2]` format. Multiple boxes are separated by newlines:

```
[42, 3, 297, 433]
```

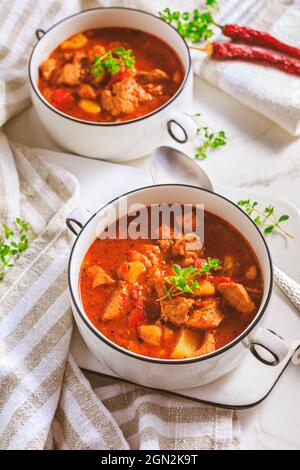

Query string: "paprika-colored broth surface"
[79, 208, 263, 360]
[38, 28, 184, 122]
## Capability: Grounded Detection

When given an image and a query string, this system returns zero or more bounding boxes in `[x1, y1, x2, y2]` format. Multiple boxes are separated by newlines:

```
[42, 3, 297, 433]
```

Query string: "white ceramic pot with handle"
[29, 7, 197, 161]
[66, 184, 289, 390]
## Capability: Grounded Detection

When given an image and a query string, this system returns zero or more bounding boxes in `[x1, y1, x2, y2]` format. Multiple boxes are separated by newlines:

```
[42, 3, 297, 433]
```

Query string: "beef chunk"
[40, 58, 56, 80]
[157, 238, 174, 251]
[171, 233, 203, 264]
[102, 282, 130, 321]
[88, 44, 106, 61]
[187, 300, 224, 330]
[87, 265, 115, 288]
[58, 63, 81, 86]
[78, 83, 97, 100]
[136, 68, 169, 83]
[245, 265, 257, 280]
[160, 297, 194, 325]
[101, 76, 152, 117]
[218, 282, 255, 314]
[223, 255, 239, 277]
[142, 83, 164, 95]
[193, 331, 216, 356]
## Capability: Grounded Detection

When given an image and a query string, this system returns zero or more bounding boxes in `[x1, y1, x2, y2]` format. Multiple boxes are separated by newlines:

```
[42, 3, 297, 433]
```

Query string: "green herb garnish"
[192, 113, 227, 159]
[159, 258, 220, 300]
[159, 4, 216, 43]
[195, 128, 227, 159]
[205, 0, 219, 9]
[91, 47, 135, 77]
[237, 199, 293, 239]
[0, 218, 31, 281]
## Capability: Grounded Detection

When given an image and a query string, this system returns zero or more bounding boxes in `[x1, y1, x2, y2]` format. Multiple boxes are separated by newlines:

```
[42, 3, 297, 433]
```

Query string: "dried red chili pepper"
[202, 42, 300, 77]
[222, 24, 300, 61]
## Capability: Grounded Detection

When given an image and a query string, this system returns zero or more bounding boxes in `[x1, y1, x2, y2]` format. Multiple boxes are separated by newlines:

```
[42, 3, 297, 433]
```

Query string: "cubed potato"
[60, 33, 87, 50]
[87, 265, 115, 288]
[193, 332, 216, 357]
[170, 329, 202, 359]
[193, 279, 215, 296]
[117, 260, 145, 283]
[79, 99, 101, 114]
[139, 325, 162, 346]
[187, 300, 224, 330]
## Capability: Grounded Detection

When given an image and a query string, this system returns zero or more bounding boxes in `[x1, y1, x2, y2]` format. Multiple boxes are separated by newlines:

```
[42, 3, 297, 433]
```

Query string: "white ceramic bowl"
[29, 7, 197, 161]
[67, 184, 290, 390]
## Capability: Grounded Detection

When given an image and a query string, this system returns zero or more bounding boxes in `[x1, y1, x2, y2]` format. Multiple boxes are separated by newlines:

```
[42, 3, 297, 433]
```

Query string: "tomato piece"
[107, 70, 130, 87]
[194, 258, 207, 270]
[210, 275, 232, 287]
[128, 303, 145, 332]
[118, 261, 129, 275]
[52, 88, 74, 107]
[129, 284, 143, 301]
[194, 298, 203, 307]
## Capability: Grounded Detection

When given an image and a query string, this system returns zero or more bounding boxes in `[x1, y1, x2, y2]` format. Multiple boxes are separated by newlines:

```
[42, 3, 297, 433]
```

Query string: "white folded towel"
[98, 0, 300, 136]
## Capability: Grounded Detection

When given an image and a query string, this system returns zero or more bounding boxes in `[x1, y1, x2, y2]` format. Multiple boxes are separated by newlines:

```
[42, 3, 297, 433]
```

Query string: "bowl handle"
[167, 111, 198, 143]
[66, 207, 92, 236]
[35, 29, 45, 41]
[250, 328, 289, 366]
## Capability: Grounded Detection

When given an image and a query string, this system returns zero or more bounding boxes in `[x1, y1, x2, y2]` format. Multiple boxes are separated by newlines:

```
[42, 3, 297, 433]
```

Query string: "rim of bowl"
[28, 6, 192, 127]
[68, 183, 274, 365]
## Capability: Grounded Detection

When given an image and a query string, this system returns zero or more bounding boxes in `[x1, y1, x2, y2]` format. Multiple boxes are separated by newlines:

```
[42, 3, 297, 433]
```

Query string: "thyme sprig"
[192, 113, 227, 159]
[0, 218, 31, 281]
[237, 199, 293, 239]
[91, 47, 135, 77]
[159, 5, 216, 43]
[158, 258, 220, 301]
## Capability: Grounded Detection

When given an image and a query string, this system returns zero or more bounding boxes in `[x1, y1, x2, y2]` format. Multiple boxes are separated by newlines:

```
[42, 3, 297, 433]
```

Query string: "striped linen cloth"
[100, 0, 300, 136]
[0, 0, 82, 126]
[0, 142, 240, 451]
[0, 0, 240, 450]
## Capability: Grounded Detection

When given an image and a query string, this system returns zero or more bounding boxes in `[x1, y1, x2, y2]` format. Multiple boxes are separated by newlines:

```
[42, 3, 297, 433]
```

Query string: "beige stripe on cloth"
[0, 0, 81, 125]
[95, 382, 240, 450]
[0, 132, 129, 450]
[0, 148, 241, 451]
[0, 0, 240, 450]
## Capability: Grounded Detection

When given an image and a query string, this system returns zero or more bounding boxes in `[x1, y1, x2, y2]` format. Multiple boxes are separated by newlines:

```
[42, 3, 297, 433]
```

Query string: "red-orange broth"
[38, 28, 184, 122]
[79, 208, 263, 360]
